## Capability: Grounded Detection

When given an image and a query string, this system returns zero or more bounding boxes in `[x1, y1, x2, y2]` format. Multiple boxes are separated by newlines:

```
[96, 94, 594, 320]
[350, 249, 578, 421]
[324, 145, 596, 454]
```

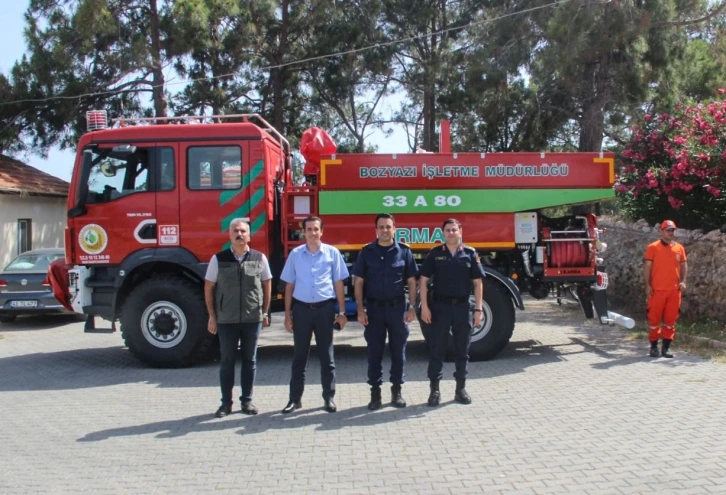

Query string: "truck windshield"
[84, 147, 150, 204]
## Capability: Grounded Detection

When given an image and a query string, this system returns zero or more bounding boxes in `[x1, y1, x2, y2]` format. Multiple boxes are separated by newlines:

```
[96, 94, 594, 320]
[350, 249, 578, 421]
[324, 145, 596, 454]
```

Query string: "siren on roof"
[86, 110, 108, 131]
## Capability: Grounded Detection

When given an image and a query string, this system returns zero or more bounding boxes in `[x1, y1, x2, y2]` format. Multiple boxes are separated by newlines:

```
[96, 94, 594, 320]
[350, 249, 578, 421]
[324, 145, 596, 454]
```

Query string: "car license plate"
[10, 300, 38, 308]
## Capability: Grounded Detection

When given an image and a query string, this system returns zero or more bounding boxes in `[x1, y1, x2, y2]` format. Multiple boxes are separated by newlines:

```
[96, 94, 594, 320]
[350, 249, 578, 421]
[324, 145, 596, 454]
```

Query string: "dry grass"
[627, 320, 726, 363]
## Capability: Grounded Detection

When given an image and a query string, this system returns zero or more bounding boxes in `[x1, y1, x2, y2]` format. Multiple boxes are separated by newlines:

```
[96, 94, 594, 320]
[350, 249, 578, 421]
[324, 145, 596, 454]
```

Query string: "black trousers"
[364, 301, 409, 386]
[218, 321, 262, 406]
[427, 301, 472, 381]
[289, 300, 336, 401]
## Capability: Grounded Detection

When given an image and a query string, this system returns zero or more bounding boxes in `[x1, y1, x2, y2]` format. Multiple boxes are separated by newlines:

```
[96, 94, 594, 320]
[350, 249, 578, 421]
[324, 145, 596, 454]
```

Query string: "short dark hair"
[375, 213, 395, 226]
[442, 218, 461, 229]
[302, 215, 323, 230]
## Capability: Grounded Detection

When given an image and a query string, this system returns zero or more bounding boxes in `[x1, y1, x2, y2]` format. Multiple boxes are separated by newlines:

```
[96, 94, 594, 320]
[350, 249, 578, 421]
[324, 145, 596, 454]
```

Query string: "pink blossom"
[668, 196, 684, 208]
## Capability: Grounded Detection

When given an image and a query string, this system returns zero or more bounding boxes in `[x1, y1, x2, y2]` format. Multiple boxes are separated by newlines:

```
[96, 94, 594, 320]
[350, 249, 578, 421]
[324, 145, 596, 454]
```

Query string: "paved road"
[1, 299, 725, 494]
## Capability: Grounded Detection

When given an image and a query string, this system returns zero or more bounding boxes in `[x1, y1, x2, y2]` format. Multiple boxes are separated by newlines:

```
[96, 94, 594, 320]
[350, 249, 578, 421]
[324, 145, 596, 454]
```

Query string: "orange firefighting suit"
[645, 240, 687, 341]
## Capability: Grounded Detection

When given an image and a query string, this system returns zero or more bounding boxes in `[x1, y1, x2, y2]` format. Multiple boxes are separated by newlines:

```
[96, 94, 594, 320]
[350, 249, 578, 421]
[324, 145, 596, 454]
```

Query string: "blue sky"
[1, 2, 407, 182]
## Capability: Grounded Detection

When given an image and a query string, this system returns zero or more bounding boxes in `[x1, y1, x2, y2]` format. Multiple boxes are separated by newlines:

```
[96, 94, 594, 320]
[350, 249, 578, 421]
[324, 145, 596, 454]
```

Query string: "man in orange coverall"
[643, 220, 688, 358]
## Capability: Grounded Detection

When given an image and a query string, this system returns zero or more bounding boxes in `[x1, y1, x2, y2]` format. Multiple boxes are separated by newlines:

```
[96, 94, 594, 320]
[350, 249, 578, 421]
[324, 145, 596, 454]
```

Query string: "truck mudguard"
[115, 247, 205, 289]
[483, 267, 525, 310]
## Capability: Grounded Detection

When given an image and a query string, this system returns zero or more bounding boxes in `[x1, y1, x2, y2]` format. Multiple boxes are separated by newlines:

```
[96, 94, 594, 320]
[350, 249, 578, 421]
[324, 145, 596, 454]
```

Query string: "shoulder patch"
[462, 245, 476, 253]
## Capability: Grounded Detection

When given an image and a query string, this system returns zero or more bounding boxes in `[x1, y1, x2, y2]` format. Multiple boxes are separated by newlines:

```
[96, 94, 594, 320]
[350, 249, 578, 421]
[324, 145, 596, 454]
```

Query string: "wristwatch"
[263, 313, 270, 319]
[337, 312, 346, 317]
[407, 304, 415, 311]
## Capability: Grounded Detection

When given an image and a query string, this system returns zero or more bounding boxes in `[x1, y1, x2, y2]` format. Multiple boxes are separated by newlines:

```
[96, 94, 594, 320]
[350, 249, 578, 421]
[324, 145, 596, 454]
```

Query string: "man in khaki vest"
[205, 218, 272, 417]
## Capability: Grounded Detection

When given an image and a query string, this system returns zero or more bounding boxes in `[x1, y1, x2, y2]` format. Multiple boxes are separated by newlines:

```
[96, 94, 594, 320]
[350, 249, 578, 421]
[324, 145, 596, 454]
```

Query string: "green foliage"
[616, 91, 726, 230]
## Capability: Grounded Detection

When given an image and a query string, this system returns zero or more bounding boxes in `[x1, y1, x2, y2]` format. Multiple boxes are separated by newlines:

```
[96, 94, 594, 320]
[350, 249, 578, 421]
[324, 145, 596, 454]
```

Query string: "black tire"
[0, 314, 17, 323]
[120, 275, 212, 367]
[416, 278, 515, 361]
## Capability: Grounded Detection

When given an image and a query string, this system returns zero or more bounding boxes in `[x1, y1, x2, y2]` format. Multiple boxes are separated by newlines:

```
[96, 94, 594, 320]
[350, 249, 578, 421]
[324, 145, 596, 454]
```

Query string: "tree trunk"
[148, 0, 167, 119]
[272, 0, 290, 133]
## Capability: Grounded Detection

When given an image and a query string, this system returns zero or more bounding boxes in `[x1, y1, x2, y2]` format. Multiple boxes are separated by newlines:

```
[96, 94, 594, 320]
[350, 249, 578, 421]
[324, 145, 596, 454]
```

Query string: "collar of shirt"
[230, 247, 250, 262]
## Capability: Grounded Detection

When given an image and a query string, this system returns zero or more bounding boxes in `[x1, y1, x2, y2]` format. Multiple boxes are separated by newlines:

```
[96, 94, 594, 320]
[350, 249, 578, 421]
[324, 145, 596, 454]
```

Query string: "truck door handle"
[138, 222, 157, 240]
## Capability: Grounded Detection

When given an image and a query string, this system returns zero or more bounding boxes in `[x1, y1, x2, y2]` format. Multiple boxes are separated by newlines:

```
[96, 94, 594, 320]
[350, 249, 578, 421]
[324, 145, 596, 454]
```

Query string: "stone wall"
[599, 217, 726, 321]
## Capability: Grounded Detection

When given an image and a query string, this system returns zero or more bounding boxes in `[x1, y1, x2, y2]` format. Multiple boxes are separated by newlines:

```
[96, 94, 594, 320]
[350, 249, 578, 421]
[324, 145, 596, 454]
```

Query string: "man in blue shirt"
[280, 216, 349, 414]
[420, 218, 485, 407]
[353, 214, 418, 410]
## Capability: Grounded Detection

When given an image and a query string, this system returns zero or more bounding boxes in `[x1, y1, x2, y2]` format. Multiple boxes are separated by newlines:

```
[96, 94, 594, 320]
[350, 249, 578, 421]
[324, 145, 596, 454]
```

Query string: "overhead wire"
[1, 0, 574, 106]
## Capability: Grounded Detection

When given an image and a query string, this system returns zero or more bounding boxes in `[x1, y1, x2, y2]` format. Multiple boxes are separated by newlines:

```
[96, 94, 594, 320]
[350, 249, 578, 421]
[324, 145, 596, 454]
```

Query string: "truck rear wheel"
[120, 275, 212, 367]
[417, 278, 515, 361]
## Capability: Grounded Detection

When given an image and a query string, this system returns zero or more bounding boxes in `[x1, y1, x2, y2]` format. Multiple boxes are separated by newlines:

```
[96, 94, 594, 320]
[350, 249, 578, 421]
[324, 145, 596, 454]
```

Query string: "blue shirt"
[280, 243, 350, 303]
[352, 242, 418, 300]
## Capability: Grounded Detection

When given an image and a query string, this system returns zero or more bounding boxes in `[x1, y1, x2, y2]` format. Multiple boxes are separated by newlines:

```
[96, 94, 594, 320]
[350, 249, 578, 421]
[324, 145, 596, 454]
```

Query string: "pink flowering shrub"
[615, 90, 726, 230]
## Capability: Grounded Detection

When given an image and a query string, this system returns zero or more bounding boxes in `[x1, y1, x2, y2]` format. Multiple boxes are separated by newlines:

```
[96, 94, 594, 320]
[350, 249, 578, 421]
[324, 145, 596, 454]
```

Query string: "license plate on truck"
[10, 300, 38, 308]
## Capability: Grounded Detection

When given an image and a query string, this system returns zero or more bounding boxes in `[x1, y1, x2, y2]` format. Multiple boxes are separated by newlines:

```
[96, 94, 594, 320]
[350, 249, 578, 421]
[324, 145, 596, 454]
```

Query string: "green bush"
[616, 90, 726, 231]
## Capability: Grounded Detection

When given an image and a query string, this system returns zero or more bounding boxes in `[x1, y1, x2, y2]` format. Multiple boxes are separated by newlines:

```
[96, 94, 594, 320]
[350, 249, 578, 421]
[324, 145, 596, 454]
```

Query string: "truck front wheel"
[418, 278, 515, 361]
[120, 275, 212, 367]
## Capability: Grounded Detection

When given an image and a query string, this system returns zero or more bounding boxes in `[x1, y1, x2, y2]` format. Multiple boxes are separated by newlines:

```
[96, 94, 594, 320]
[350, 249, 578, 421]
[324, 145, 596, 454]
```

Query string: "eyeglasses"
[664, 228, 675, 232]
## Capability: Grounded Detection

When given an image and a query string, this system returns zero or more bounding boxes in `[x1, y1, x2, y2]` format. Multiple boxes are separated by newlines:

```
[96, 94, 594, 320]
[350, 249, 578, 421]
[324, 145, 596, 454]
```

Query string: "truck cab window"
[187, 146, 242, 190]
[86, 148, 150, 204]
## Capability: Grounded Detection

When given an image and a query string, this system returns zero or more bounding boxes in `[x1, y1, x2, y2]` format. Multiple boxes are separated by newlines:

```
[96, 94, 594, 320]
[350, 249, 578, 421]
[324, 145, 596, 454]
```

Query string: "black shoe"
[214, 404, 232, 418]
[455, 379, 472, 405]
[368, 386, 382, 411]
[454, 389, 472, 405]
[282, 400, 302, 414]
[427, 380, 441, 407]
[650, 341, 659, 358]
[324, 398, 337, 413]
[391, 385, 407, 408]
[241, 401, 258, 415]
[661, 339, 674, 358]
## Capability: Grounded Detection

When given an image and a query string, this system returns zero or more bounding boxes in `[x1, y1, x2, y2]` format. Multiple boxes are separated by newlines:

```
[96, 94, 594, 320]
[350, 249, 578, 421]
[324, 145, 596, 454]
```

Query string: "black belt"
[366, 296, 406, 307]
[293, 298, 335, 309]
[434, 296, 468, 304]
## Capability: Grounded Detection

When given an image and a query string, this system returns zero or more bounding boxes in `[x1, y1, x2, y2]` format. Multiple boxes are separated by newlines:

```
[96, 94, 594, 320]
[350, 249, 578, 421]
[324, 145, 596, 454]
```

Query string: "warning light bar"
[86, 110, 108, 131]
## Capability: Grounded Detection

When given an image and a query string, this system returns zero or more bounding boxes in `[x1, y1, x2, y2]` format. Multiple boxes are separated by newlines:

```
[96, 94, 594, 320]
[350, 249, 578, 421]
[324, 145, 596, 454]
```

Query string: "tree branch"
[651, 2, 726, 28]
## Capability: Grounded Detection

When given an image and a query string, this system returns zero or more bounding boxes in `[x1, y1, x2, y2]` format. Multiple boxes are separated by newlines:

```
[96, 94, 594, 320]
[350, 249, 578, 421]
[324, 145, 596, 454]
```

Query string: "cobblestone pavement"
[1, 299, 726, 494]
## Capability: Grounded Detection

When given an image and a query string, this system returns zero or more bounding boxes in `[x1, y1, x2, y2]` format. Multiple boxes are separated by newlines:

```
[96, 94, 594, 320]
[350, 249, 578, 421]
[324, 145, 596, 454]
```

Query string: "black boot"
[649, 340, 659, 358]
[368, 386, 382, 410]
[454, 378, 472, 405]
[661, 339, 674, 358]
[427, 380, 440, 407]
[391, 384, 407, 408]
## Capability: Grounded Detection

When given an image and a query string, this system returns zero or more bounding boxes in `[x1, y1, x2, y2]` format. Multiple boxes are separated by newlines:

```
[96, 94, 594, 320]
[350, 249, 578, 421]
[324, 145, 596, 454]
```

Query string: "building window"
[17, 219, 32, 254]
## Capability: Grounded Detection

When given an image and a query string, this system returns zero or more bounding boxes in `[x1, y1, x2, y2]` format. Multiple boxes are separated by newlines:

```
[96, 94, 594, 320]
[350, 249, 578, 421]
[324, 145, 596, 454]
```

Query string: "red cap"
[660, 220, 676, 230]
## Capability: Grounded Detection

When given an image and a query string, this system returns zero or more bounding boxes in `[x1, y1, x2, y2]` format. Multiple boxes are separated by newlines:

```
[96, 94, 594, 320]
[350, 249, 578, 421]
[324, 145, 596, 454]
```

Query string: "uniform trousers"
[364, 299, 409, 386]
[427, 301, 472, 381]
[647, 289, 681, 341]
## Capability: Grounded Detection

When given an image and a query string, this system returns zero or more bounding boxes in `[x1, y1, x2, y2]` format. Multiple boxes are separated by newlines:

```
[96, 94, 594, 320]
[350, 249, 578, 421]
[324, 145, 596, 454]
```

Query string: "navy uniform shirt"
[420, 244, 485, 298]
[352, 241, 418, 300]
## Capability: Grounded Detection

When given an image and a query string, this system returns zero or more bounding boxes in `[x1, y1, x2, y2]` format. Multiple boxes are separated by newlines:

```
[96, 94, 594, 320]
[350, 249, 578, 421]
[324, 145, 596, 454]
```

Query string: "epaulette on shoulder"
[397, 241, 411, 249]
[462, 244, 476, 253]
[363, 242, 376, 249]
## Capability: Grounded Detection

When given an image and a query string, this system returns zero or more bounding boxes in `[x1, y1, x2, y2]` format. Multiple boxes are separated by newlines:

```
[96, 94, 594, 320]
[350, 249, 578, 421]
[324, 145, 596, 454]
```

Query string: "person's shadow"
[77, 399, 460, 442]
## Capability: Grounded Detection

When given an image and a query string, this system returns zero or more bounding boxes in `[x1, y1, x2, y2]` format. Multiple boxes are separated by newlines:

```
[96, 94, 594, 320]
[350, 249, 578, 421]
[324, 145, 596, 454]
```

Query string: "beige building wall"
[0, 194, 67, 269]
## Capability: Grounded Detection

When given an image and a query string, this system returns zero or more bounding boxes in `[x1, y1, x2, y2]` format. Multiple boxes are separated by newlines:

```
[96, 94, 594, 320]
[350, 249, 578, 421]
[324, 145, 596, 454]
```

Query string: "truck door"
[154, 144, 181, 248]
[73, 143, 159, 265]
[179, 141, 250, 264]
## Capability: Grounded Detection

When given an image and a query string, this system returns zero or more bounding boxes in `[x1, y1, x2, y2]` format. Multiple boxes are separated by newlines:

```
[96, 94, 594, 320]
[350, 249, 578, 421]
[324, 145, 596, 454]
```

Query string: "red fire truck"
[58, 112, 631, 367]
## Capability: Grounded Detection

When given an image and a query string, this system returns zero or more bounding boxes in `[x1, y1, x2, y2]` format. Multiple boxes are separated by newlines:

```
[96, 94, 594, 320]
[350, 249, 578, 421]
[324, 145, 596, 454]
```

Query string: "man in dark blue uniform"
[353, 213, 418, 410]
[419, 218, 485, 407]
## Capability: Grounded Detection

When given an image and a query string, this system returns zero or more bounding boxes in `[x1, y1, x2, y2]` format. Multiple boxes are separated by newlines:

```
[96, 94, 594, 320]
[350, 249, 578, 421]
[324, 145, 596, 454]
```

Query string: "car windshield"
[4, 253, 63, 271]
